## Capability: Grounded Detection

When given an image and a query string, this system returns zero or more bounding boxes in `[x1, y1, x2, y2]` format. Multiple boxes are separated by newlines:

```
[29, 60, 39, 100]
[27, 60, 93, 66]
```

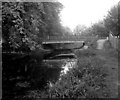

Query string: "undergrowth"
[23, 50, 110, 99]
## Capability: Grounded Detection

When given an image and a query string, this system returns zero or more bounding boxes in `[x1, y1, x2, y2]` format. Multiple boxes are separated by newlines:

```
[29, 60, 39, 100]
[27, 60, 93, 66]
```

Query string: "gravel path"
[96, 49, 118, 98]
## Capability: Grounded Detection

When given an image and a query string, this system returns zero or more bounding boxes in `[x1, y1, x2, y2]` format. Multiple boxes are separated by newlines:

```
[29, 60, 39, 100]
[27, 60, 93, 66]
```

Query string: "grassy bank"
[3, 40, 118, 99]
[23, 45, 118, 99]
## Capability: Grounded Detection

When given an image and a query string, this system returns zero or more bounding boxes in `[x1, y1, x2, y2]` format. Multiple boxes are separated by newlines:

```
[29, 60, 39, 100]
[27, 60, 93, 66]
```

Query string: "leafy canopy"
[2, 2, 64, 52]
[104, 3, 119, 36]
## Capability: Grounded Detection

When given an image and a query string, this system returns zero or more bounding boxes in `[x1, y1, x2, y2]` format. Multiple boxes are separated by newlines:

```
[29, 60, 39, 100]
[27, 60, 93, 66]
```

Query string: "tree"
[90, 21, 109, 37]
[104, 3, 120, 37]
[2, 2, 64, 52]
[79, 27, 94, 37]
[63, 26, 73, 36]
[73, 25, 87, 36]
[2, 2, 27, 51]
[42, 2, 64, 37]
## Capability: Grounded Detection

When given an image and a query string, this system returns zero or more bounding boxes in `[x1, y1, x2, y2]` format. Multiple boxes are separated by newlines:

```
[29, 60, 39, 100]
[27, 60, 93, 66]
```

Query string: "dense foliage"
[22, 50, 110, 99]
[2, 2, 64, 52]
[73, 22, 109, 38]
[90, 22, 109, 37]
[74, 2, 119, 38]
[73, 25, 87, 36]
[104, 3, 119, 37]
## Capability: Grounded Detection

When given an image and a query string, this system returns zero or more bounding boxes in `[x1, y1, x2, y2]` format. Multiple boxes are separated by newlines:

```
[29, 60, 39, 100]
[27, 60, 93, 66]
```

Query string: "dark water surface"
[2, 51, 77, 99]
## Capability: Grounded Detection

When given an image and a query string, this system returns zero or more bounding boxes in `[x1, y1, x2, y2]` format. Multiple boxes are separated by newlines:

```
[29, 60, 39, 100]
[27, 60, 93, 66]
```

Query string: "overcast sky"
[59, 0, 119, 31]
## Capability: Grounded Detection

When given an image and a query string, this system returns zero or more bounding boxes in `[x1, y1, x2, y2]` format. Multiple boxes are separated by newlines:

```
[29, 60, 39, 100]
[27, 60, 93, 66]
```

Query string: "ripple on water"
[59, 59, 77, 79]
[46, 58, 77, 87]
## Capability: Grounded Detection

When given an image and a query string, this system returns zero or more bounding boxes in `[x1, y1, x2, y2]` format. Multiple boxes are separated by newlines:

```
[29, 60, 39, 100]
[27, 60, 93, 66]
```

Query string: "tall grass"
[104, 40, 118, 58]
[24, 49, 110, 99]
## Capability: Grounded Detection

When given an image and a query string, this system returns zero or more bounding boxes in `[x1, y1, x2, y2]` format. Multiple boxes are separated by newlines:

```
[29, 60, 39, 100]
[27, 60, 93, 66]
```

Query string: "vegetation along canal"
[2, 47, 78, 99]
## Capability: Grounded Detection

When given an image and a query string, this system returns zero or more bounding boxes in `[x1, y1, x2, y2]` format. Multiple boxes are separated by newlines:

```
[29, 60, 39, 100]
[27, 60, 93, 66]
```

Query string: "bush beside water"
[23, 49, 110, 99]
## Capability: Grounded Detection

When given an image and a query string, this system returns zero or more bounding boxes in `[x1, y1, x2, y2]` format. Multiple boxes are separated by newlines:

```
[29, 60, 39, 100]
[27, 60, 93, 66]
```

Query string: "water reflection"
[60, 59, 77, 76]
[3, 51, 78, 99]
[42, 53, 77, 87]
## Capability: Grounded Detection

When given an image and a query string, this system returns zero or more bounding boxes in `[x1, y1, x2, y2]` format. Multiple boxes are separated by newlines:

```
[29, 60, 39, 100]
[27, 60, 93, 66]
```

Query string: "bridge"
[42, 41, 85, 50]
[42, 35, 98, 50]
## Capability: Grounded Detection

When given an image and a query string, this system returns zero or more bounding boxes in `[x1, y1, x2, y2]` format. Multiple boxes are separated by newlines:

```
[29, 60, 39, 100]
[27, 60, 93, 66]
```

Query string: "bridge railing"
[42, 36, 97, 42]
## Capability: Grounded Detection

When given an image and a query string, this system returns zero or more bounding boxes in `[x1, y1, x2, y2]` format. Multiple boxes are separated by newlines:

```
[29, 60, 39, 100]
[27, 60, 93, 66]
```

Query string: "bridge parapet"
[42, 41, 85, 50]
[42, 36, 96, 42]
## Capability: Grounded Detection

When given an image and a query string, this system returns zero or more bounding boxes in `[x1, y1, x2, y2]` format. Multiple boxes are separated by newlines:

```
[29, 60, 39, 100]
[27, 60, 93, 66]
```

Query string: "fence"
[108, 33, 119, 50]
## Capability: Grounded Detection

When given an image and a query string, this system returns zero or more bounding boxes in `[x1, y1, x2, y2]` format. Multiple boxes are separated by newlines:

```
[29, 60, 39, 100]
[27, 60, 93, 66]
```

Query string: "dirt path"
[95, 49, 118, 98]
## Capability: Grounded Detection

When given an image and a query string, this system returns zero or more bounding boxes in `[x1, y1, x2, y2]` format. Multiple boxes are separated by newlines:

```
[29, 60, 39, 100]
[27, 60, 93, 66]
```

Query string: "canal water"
[42, 57, 77, 87]
[2, 50, 78, 99]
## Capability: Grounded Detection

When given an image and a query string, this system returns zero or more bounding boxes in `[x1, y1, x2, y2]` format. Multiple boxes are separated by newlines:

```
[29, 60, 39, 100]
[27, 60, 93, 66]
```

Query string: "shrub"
[23, 49, 110, 99]
[75, 49, 96, 58]
[42, 56, 109, 98]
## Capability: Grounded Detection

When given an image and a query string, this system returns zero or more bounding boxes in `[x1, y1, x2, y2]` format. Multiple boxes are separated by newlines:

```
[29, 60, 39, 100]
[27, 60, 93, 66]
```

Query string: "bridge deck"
[42, 41, 84, 44]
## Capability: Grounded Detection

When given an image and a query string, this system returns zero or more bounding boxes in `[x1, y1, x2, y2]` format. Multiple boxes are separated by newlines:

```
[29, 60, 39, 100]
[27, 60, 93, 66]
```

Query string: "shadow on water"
[2, 50, 77, 99]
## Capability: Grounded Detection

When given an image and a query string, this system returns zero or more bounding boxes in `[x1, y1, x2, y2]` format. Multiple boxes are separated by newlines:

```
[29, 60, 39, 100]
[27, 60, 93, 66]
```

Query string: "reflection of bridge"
[42, 41, 85, 50]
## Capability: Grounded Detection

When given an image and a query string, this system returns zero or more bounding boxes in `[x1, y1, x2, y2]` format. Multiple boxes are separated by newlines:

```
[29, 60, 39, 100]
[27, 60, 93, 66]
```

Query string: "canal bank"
[3, 44, 118, 99]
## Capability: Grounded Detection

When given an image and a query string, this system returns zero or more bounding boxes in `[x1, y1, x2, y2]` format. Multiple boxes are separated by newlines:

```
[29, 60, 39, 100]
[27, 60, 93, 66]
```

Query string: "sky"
[59, 0, 119, 31]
